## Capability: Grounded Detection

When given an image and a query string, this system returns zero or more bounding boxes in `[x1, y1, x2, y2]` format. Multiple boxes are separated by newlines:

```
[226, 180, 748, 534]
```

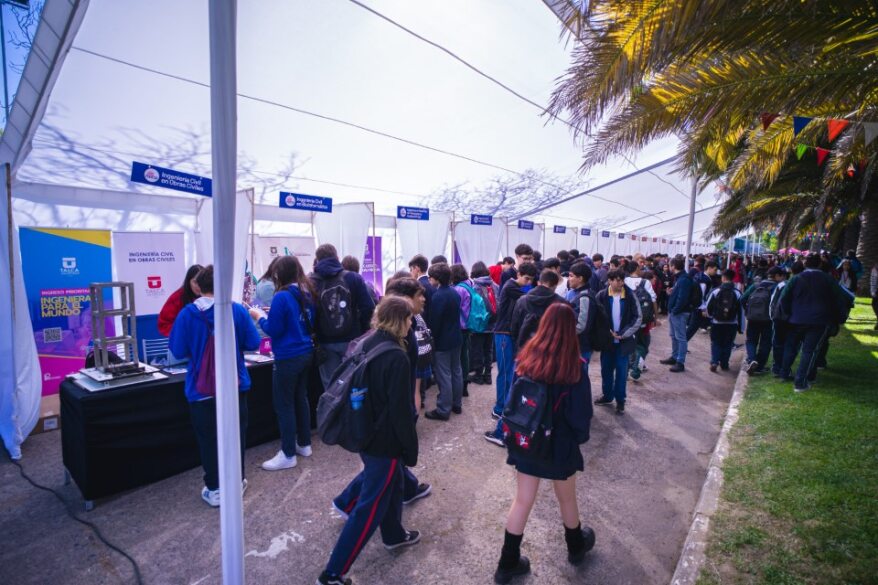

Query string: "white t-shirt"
[624, 276, 656, 302]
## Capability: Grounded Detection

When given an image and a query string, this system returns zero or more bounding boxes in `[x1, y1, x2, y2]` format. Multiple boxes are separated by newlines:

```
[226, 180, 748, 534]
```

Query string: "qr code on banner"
[43, 328, 62, 343]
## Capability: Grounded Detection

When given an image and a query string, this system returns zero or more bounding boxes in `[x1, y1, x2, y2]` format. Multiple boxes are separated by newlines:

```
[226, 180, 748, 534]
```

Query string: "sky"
[10, 0, 717, 240]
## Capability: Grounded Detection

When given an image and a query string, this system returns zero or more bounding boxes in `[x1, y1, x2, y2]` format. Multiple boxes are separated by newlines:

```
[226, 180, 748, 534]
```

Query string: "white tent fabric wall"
[0, 185, 42, 458]
[504, 223, 544, 258]
[194, 191, 252, 302]
[453, 218, 504, 271]
[577, 230, 598, 256]
[544, 227, 576, 257]
[397, 211, 451, 266]
[313, 202, 372, 263]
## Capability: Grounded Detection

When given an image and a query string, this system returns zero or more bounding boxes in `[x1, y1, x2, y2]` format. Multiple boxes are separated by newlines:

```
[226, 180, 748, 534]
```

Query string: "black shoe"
[594, 397, 614, 406]
[615, 403, 625, 415]
[721, 364, 730, 371]
[568, 526, 596, 565]
[424, 409, 449, 421]
[709, 363, 718, 373]
[483, 375, 493, 385]
[451, 406, 463, 415]
[491, 410, 502, 420]
[403, 483, 432, 505]
[669, 363, 685, 373]
[384, 530, 421, 550]
[484, 431, 505, 447]
[316, 572, 352, 585]
[463, 384, 470, 397]
[659, 357, 677, 365]
[494, 556, 530, 584]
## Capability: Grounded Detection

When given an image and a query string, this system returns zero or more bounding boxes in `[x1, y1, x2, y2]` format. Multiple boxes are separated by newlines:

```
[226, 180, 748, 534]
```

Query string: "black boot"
[483, 367, 493, 386]
[463, 381, 469, 397]
[494, 531, 530, 584]
[565, 524, 596, 565]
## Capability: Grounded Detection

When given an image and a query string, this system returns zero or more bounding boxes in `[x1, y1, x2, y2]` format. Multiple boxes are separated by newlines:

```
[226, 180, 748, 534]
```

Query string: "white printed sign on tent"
[113, 231, 186, 315]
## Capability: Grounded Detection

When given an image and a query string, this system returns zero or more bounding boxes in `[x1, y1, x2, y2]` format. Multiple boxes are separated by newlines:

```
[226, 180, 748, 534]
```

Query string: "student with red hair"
[493, 303, 595, 584]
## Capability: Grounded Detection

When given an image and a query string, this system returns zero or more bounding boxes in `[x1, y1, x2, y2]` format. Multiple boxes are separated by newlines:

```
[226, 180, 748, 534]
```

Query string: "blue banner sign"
[517, 220, 534, 230]
[279, 192, 333, 213]
[397, 206, 429, 221]
[553, 225, 566, 234]
[471, 214, 492, 226]
[131, 161, 211, 197]
[618, 233, 625, 239]
[601, 231, 610, 238]
[581, 228, 591, 237]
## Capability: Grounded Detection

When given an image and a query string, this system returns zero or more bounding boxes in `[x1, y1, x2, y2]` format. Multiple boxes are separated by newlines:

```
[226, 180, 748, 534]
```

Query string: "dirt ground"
[0, 326, 740, 585]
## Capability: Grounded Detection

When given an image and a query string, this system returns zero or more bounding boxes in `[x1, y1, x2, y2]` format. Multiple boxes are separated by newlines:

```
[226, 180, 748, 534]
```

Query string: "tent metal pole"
[684, 175, 698, 271]
[5, 163, 12, 314]
[208, 1, 245, 583]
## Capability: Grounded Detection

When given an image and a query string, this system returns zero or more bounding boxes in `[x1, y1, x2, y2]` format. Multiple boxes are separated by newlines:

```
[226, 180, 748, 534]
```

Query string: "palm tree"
[547, 0, 878, 280]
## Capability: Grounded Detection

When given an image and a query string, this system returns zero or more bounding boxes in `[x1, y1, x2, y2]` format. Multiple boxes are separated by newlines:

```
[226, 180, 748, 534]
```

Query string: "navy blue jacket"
[595, 286, 643, 356]
[417, 275, 434, 321]
[427, 285, 462, 351]
[668, 271, 694, 315]
[780, 269, 844, 326]
[310, 257, 376, 344]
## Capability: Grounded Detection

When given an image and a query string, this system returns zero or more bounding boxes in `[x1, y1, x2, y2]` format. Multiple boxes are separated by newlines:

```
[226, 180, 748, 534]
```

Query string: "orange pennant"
[827, 119, 849, 142]
[816, 147, 830, 166]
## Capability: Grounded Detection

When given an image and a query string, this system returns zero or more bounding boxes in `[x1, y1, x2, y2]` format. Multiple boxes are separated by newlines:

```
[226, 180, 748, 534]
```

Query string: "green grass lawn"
[697, 298, 878, 585]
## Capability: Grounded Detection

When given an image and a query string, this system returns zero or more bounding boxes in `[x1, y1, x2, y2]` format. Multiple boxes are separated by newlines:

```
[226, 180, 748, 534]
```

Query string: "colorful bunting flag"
[760, 112, 778, 130]
[795, 144, 808, 160]
[816, 147, 830, 166]
[793, 116, 812, 137]
[864, 123, 878, 146]
[827, 119, 850, 142]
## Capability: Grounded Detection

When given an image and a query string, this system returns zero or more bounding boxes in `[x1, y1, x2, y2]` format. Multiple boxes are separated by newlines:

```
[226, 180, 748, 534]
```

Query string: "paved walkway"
[0, 326, 740, 585]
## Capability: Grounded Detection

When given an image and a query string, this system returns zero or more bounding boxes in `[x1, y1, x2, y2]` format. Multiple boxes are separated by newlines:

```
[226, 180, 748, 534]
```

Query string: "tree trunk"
[856, 193, 878, 296]
[843, 220, 860, 254]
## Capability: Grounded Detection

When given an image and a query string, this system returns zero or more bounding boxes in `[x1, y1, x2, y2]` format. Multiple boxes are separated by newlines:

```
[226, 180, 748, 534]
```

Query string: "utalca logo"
[60, 257, 79, 276]
[147, 276, 162, 289]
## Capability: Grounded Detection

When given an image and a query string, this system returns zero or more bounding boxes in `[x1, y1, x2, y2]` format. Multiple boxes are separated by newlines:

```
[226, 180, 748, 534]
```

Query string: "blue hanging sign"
[517, 219, 534, 230]
[601, 231, 610, 238]
[279, 192, 333, 213]
[580, 228, 591, 237]
[618, 233, 625, 239]
[397, 206, 429, 221]
[553, 225, 566, 234]
[130, 161, 212, 197]
[471, 214, 493, 226]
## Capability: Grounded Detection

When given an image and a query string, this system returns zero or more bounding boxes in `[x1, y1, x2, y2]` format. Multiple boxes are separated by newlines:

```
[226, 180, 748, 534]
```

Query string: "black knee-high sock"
[499, 530, 523, 569]
[565, 523, 585, 552]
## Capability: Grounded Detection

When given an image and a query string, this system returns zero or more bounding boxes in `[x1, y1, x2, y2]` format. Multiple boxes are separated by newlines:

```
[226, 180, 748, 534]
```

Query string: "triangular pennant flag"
[816, 147, 830, 166]
[792, 116, 812, 137]
[864, 123, 878, 146]
[796, 144, 808, 160]
[760, 112, 778, 130]
[827, 119, 850, 142]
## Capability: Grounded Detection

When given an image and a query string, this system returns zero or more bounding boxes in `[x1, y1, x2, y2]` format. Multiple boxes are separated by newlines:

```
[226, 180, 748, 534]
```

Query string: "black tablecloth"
[60, 364, 287, 501]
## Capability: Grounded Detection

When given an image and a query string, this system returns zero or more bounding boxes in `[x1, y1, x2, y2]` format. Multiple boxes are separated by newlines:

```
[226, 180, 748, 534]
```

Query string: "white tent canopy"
[0, 0, 724, 455]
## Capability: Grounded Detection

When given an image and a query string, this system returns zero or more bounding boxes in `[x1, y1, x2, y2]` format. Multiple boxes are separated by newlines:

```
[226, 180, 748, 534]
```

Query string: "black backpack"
[413, 314, 434, 368]
[518, 310, 542, 348]
[769, 285, 789, 322]
[746, 284, 773, 322]
[501, 376, 554, 462]
[589, 299, 613, 352]
[714, 287, 740, 322]
[314, 271, 355, 339]
[634, 280, 655, 325]
[316, 333, 401, 453]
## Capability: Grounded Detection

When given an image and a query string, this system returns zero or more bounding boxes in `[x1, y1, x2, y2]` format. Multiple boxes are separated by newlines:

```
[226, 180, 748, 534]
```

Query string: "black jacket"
[495, 279, 527, 334]
[595, 285, 643, 356]
[510, 285, 564, 348]
[310, 258, 376, 343]
[427, 285, 462, 351]
[361, 330, 419, 467]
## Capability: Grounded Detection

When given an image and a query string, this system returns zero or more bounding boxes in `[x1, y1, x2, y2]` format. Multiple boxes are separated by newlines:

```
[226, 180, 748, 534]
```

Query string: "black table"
[60, 363, 286, 503]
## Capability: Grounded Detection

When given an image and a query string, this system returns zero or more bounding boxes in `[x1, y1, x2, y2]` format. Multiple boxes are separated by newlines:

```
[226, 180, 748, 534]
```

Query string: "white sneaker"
[262, 450, 297, 471]
[296, 443, 313, 457]
[639, 358, 648, 371]
[202, 486, 220, 507]
[242, 478, 248, 495]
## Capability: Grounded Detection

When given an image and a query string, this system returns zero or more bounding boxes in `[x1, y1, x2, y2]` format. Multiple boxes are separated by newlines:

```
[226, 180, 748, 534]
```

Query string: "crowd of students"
[155, 241, 867, 585]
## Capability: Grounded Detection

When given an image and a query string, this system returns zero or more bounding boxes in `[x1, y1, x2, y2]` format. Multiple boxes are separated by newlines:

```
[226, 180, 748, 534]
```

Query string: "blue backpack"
[459, 282, 490, 333]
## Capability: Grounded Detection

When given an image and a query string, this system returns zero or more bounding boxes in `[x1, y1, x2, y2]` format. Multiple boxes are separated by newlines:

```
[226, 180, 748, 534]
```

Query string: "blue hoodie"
[169, 298, 261, 403]
[310, 257, 376, 344]
[258, 284, 315, 360]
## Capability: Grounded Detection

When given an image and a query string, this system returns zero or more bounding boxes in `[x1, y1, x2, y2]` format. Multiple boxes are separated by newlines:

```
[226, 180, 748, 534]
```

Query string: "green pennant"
[795, 143, 808, 160]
